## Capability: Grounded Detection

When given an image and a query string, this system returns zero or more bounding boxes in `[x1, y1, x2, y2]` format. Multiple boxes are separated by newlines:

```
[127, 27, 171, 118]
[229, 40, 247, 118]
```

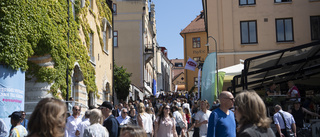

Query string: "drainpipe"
[142, 6, 145, 98]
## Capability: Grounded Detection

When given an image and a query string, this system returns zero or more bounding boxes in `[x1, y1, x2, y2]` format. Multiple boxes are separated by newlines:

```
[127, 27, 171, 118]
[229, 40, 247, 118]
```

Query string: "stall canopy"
[232, 40, 320, 92]
[219, 62, 244, 81]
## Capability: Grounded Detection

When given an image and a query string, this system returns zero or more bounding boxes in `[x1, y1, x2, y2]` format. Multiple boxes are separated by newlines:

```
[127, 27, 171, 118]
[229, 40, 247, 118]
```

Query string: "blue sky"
[153, 0, 203, 60]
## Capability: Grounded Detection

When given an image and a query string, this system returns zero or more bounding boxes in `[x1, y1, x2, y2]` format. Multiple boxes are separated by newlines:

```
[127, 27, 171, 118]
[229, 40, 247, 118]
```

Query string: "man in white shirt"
[76, 110, 91, 137]
[172, 105, 183, 136]
[65, 105, 82, 137]
[195, 100, 211, 137]
[273, 104, 296, 137]
[116, 108, 131, 125]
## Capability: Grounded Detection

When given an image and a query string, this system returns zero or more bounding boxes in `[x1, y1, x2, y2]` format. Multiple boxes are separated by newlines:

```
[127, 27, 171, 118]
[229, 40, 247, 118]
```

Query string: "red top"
[185, 114, 191, 123]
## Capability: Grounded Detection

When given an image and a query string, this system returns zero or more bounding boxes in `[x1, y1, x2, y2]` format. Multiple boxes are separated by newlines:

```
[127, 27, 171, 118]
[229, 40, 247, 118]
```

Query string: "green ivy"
[0, 0, 112, 98]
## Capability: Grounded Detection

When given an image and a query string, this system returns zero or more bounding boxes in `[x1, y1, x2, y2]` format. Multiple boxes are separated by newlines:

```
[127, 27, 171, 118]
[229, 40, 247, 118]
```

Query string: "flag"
[174, 85, 178, 92]
[184, 57, 197, 71]
[201, 53, 216, 106]
[197, 68, 201, 100]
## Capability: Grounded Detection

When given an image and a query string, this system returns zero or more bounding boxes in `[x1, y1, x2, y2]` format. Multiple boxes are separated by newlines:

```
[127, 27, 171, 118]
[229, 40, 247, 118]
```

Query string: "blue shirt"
[207, 108, 236, 137]
[20, 119, 28, 130]
[273, 110, 295, 129]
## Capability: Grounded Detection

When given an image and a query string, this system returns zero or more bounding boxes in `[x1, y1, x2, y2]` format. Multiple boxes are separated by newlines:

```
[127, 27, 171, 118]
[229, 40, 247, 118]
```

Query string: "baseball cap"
[8, 111, 22, 120]
[98, 101, 113, 109]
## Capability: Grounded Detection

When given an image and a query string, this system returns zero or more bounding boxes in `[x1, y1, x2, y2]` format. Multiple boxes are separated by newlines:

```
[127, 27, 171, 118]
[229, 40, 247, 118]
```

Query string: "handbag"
[176, 116, 186, 128]
[279, 112, 295, 137]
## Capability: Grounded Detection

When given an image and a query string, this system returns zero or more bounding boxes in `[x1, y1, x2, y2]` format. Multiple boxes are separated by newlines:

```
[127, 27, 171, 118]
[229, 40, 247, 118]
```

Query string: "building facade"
[113, 0, 159, 97]
[180, 12, 207, 91]
[157, 47, 173, 92]
[25, 0, 114, 114]
[203, 0, 320, 69]
[170, 59, 186, 91]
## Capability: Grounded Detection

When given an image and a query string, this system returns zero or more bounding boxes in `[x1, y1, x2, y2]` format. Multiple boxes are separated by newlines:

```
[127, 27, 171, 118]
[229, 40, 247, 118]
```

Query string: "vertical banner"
[216, 72, 226, 98]
[201, 53, 216, 106]
[0, 65, 25, 132]
[197, 68, 201, 100]
[153, 79, 156, 96]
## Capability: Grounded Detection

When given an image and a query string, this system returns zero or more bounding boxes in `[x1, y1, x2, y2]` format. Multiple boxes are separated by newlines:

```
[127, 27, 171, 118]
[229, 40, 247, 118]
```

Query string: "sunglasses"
[164, 107, 170, 110]
[74, 109, 81, 111]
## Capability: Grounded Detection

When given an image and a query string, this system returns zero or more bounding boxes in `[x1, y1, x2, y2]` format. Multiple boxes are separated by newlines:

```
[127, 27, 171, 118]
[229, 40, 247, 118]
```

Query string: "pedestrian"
[65, 105, 82, 137]
[154, 103, 178, 137]
[120, 125, 147, 137]
[184, 107, 191, 137]
[116, 108, 131, 125]
[83, 109, 109, 137]
[128, 105, 138, 125]
[273, 104, 296, 137]
[178, 107, 187, 137]
[287, 81, 301, 102]
[20, 111, 28, 131]
[27, 98, 66, 137]
[137, 102, 153, 137]
[0, 118, 8, 137]
[99, 101, 119, 137]
[289, 100, 320, 129]
[207, 91, 236, 137]
[8, 111, 27, 137]
[194, 100, 211, 137]
[76, 110, 91, 137]
[234, 91, 275, 137]
[172, 105, 184, 136]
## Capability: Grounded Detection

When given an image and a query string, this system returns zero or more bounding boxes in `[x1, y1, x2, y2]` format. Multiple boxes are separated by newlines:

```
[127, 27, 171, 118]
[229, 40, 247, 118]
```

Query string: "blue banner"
[0, 65, 25, 134]
[153, 79, 156, 96]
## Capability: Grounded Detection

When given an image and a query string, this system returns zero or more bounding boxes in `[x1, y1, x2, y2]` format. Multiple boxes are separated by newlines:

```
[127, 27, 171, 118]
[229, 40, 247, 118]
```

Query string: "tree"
[114, 64, 132, 101]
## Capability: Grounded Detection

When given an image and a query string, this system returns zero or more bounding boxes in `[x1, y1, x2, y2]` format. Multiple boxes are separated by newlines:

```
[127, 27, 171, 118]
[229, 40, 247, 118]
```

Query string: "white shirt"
[195, 110, 211, 135]
[273, 110, 296, 129]
[77, 118, 90, 137]
[289, 87, 301, 101]
[0, 119, 8, 137]
[116, 116, 131, 125]
[65, 115, 82, 137]
[173, 111, 183, 127]
[140, 113, 153, 134]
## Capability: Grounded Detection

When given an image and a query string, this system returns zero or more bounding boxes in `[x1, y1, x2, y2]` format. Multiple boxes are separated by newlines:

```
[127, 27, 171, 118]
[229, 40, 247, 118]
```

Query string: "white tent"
[218, 60, 244, 81]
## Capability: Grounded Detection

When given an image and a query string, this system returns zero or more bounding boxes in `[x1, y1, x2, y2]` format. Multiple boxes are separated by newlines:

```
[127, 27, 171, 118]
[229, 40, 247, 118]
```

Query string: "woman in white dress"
[137, 103, 153, 137]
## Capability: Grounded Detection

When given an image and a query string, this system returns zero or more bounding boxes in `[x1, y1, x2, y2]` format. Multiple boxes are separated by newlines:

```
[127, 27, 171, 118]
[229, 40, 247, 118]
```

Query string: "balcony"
[144, 45, 154, 63]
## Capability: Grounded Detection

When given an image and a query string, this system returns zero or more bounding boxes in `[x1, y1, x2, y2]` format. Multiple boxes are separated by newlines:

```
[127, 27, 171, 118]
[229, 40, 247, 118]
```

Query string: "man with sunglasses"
[207, 91, 236, 137]
[65, 105, 83, 137]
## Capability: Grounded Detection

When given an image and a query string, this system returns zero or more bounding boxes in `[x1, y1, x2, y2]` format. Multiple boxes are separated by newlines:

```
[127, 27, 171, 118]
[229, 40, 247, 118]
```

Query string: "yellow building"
[113, 0, 159, 98]
[25, 0, 114, 113]
[203, 0, 320, 69]
[180, 12, 207, 91]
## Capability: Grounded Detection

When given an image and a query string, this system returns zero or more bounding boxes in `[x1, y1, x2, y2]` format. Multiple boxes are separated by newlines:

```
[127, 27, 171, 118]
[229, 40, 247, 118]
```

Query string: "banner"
[197, 68, 201, 100]
[201, 53, 216, 106]
[184, 57, 197, 71]
[0, 65, 25, 134]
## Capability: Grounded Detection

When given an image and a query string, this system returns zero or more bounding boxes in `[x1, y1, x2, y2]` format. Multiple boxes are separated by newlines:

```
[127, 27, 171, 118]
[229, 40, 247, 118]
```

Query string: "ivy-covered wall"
[0, 0, 112, 98]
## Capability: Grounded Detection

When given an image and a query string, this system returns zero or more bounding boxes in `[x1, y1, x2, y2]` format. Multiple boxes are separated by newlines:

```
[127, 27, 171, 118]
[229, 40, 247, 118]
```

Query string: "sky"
[153, 0, 203, 60]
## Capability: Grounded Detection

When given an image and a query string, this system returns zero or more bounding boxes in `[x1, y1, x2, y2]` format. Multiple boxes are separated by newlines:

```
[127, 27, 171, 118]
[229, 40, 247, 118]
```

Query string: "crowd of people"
[1, 80, 320, 137]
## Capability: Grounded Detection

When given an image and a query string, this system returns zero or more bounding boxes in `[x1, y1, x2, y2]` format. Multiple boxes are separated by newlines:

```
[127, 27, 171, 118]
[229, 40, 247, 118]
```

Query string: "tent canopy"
[232, 41, 320, 92]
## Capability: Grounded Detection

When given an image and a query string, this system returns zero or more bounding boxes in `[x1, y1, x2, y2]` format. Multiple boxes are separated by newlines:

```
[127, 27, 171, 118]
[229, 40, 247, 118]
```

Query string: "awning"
[177, 85, 186, 91]
[232, 40, 320, 92]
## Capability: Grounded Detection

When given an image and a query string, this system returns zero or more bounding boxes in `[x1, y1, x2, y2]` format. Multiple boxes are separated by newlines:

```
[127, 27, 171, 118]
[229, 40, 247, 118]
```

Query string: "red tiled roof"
[180, 12, 205, 34]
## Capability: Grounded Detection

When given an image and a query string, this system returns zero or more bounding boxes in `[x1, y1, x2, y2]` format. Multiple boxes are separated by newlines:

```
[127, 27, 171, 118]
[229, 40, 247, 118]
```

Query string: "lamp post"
[66, 0, 70, 106]
[206, 36, 219, 93]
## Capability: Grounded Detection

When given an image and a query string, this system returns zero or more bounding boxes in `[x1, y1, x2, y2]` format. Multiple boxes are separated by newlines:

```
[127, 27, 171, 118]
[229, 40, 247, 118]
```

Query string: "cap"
[8, 111, 22, 120]
[293, 100, 301, 104]
[98, 101, 113, 109]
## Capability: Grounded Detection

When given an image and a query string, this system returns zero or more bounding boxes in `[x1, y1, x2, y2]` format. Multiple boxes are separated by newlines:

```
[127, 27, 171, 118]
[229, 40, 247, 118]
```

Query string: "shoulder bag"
[279, 112, 295, 137]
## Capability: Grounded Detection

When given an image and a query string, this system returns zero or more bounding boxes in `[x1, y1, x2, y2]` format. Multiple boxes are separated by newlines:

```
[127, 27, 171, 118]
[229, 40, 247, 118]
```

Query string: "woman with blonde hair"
[234, 91, 275, 137]
[27, 98, 67, 137]
[178, 107, 187, 137]
[83, 109, 109, 137]
[120, 125, 147, 137]
[137, 102, 153, 137]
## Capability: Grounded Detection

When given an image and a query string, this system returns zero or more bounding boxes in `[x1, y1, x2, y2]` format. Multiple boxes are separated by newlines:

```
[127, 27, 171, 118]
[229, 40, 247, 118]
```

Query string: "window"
[192, 37, 201, 48]
[103, 31, 108, 52]
[89, 0, 93, 10]
[193, 57, 201, 62]
[275, 0, 292, 3]
[113, 3, 117, 15]
[239, 0, 255, 5]
[276, 18, 294, 42]
[175, 63, 183, 67]
[240, 21, 257, 44]
[311, 16, 320, 40]
[194, 77, 198, 87]
[113, 31, 118, 47]
[89, 33, 94, 62]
